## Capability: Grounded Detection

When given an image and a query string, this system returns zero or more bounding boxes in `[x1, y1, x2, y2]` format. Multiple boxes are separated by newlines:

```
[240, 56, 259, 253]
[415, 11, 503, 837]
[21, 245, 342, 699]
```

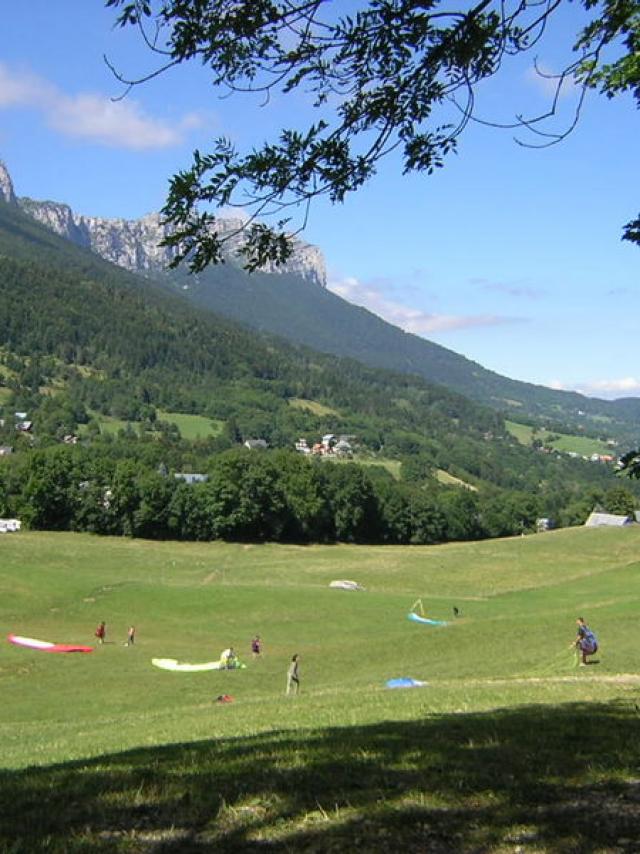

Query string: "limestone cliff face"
[0, 161, 17, 205]
[19, 198, 91, 247]
[16, 192, 326, 286]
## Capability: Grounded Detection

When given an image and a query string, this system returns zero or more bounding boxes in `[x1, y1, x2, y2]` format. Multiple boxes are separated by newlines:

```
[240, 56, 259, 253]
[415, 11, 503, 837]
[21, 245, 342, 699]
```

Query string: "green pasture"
[83, 410, 223, 440]
[506, 419, 613, 457]
[325, 454, 403, 479]
[436, 468, 477, 490]
[156, 410, 224, 440]
[82, 413, 132, 436]
[288, 397, 340, 417]
[2, 528, 640, 851]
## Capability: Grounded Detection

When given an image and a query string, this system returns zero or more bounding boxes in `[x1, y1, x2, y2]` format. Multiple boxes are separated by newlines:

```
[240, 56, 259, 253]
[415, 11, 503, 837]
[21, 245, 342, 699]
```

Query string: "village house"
[333, 439, 353, 457]
[174, 473, 209, 485]
[584, 511, 632, 527]
[297, 433, 357, 456]
[244, 439, 268, 450]
[321, 433, 335, 451]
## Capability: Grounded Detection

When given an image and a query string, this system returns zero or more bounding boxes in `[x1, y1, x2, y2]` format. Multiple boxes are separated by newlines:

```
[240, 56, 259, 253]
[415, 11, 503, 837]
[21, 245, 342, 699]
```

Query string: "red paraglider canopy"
[7, 633, 93, 653]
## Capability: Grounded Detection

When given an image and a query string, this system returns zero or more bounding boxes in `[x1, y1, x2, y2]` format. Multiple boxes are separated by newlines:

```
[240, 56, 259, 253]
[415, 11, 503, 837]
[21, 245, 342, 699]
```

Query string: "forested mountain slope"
[0, 197, 635, 544]
[0, 199, 499, 441]
[161, 264, 640, 445]
[10, 168, 638, 443]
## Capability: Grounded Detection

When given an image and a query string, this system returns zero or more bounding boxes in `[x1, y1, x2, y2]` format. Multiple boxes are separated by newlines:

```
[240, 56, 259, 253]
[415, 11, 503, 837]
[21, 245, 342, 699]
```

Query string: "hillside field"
[81, 411, 224, 440]
[2, 528, 640, 851]
[505, 420, 613, 457]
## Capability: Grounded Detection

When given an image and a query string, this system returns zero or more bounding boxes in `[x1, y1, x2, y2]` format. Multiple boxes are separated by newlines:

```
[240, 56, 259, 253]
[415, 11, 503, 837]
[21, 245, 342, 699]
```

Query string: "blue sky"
[1, 1, 638, 398]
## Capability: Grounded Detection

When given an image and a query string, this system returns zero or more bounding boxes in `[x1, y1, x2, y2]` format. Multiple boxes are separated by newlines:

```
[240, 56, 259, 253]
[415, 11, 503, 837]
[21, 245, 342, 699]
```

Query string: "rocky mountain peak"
[0, 160, 17, 205]
[11, 171, 326, 286]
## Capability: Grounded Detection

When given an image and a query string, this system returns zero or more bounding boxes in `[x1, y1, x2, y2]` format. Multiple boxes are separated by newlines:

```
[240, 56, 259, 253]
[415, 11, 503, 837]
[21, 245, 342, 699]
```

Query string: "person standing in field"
[251, 635, 262, 658]
[286, 654, 300, 695]
[126, 625, 136, 646]
[573, 617, 599, 665]
[95, 621, 106, 645]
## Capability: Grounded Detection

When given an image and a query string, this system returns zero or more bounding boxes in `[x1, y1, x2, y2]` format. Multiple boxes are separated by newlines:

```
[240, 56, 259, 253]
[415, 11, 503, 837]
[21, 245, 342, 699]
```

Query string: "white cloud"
[50, 94, 182, 149]
[549, 377, 640, 399]
[525, 63, 579, 100]
[0, 64, 43, 107]
[328, 275, 521, 335]
[0, 62, 199, 150]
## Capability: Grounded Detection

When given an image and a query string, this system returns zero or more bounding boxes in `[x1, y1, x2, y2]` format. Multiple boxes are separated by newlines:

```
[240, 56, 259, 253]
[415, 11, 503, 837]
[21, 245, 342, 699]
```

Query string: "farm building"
[174, 473, 209, 485]
[584, 511, 632, 528]
[244, 439, 268, 450]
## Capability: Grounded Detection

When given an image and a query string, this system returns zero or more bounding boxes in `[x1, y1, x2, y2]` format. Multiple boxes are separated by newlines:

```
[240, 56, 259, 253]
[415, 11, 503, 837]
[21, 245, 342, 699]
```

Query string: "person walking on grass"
[126, 625, 136, 646]
[95, 621, 106, 645]
[573, 617, 598, 665]
[251, 635, 262, 658]
[286, 653, 301, 695]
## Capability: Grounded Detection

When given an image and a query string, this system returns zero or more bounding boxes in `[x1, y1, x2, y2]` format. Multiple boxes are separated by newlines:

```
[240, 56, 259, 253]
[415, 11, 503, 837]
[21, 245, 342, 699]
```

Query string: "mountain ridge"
[3, 158, 638, 441]
[0, 160, 326, 286]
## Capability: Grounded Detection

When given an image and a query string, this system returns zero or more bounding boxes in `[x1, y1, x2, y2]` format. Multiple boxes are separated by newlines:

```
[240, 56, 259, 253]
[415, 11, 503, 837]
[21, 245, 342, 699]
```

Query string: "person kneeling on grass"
[573, 617, 598, 665]
[220, 647, 238, 669]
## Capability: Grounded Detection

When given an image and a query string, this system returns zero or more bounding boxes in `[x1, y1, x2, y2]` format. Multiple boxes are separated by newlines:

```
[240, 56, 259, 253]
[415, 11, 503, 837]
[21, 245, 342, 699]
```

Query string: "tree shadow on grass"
[1, 701, 640, 852]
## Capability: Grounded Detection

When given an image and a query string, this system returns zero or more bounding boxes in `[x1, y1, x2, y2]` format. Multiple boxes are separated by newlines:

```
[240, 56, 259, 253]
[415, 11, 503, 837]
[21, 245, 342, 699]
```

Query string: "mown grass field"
[156, 411, 224, 440]
[83, 411, 223, 440]
[2, 528, 640, 851]
[288, 398, 340, 417]
[505, 420, 613, 457]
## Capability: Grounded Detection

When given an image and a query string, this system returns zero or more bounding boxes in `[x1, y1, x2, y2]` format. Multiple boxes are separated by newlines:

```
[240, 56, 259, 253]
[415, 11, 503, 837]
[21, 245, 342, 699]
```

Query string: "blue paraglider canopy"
[386, 677, 427, 689]
[407, 612, 448, 626]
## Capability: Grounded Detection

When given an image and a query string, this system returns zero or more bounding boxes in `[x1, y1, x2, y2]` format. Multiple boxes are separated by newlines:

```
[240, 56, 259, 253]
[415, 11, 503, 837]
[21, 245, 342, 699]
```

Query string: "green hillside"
[10, 179, 640, 445]
[2, 528, 640, 850]
[163, 260, 640, 445]
[506, 420, 615, 456]
[0, 197, 637, 545]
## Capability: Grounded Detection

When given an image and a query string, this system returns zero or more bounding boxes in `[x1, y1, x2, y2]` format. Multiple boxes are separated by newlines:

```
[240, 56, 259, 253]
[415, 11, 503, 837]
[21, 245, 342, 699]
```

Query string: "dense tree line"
[1, 441, 637, 545]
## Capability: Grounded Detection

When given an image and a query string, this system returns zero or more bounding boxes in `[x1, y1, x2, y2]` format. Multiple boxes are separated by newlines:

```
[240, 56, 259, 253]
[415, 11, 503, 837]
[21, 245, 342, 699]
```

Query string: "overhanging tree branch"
[105, 0, 640, 270]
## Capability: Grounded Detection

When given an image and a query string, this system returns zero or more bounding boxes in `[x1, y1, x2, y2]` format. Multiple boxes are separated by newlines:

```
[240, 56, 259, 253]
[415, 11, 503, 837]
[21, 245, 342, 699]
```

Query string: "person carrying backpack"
[574, 617, 598, 665]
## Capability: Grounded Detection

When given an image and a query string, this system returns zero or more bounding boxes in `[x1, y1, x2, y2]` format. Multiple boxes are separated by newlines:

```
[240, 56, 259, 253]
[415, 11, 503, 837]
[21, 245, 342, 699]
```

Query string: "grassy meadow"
[81, 411, 224, 440]
[505, 420, 613, 457]
[2, 527, 640, 851]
